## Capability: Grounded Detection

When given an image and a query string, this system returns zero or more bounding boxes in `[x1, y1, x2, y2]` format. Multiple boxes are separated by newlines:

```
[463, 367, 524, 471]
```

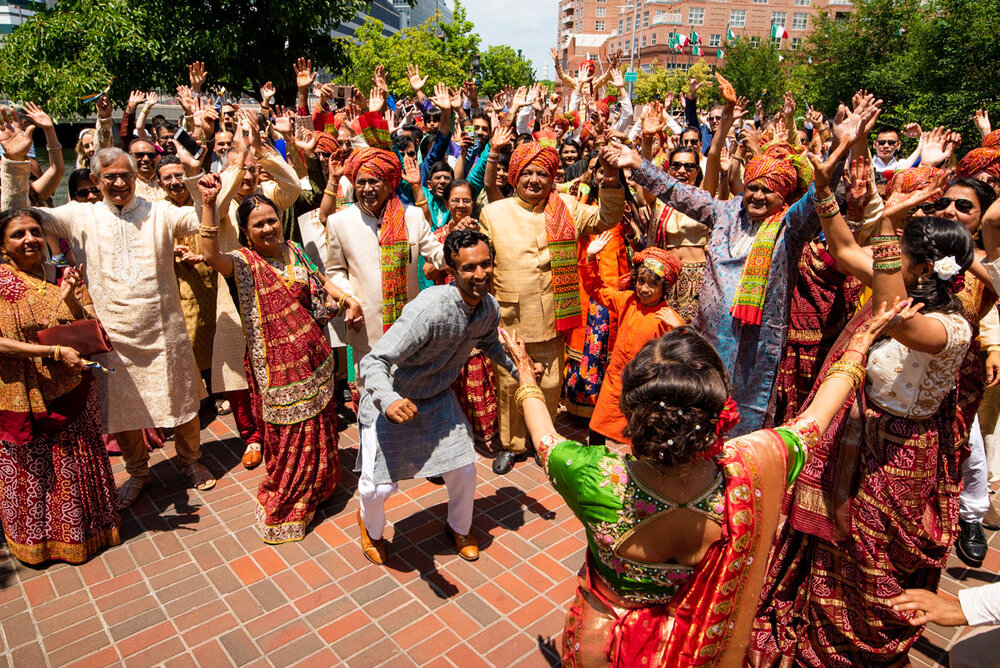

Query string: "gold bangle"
[515, 384, 546, 412]
[412, 199, 427, 207]
[323, 188, 337, 198]
[53, 345, 61, 362]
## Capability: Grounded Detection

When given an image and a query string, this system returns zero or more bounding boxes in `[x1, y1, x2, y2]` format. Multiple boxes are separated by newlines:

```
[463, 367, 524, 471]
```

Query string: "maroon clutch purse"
[37, 319, 113, 357]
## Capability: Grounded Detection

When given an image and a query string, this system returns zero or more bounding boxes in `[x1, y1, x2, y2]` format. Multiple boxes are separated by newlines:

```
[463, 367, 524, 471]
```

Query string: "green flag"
[727, 27, 736, 41]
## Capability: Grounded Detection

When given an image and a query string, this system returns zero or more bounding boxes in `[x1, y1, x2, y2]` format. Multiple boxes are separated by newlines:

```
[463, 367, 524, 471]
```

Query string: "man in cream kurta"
[324, 149, 445, 386]
[1, 146, 214, 507]
[478, 142, 624, 473]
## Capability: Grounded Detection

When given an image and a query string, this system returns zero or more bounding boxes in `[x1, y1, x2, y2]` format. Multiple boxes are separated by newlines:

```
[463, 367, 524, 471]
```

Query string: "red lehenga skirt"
[0, 382, 120, 565]
[452, 350, 498, 443]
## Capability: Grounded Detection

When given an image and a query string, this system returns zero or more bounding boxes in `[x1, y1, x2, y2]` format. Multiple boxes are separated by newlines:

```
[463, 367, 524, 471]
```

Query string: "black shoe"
[492, 450, 524, 475]
[956, 519, 988, 567]
[427, 476, 445, 485]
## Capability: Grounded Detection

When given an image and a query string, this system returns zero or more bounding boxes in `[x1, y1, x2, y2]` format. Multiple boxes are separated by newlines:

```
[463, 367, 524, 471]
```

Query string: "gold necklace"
[13, 264, 47, 295]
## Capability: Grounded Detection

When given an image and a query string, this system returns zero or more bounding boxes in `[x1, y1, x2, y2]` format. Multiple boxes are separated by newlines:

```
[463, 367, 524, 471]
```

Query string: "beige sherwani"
[324, 202, 445, 384]
[2, 159, 204, 433]
[478, 189, 625, 452]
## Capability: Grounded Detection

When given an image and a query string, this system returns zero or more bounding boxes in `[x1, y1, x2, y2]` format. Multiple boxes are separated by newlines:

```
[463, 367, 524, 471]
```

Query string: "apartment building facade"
[557, 0, 854, 74]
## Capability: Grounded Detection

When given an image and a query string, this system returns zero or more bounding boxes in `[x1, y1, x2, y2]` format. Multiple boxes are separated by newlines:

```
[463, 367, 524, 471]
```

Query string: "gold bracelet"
[53, 345, 61, 362]
[412, 199, 428, 207]
[515, 384, 546, 412]
[323, 188, 337, 198]
[825, 360, 866, 389]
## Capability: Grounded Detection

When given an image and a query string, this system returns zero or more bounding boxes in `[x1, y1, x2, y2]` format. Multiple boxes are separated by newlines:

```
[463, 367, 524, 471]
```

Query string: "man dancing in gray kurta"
[357, 230, 517, 565]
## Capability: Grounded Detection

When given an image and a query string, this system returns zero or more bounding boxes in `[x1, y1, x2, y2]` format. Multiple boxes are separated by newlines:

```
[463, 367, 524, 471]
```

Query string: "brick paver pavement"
[0, 408, 997, 667]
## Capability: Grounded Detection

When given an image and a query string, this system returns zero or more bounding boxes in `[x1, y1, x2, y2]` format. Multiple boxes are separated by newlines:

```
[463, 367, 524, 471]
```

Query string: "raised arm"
[23, 103, 64, 202]
[703, 96, 748, 197]
[194, 173, 233, 277]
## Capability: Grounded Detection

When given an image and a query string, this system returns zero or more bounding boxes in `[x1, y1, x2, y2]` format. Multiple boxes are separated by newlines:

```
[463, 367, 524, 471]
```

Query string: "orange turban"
[956, 147, 1000, 179]
[885, 166, 945, 207]
[983, 130, 1000, 149]
[595, 100, 610, 120]
[344, 147, 402, 190]
[743, 155, 798, 201]
[621, 247, 681, 291]
[508, 142, 560, 186]
[553, 111, 580, 131]
[314, 131, 337, 154]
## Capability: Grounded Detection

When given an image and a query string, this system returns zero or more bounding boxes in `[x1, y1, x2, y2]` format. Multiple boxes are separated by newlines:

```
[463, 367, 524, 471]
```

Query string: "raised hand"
[272, 111, 294, 136]
[260, 81, 276, 105]
[372, 64, 388, 95]
[22, 102, 54, 133]
[882, 171, 950, 223]
[491, 124, 513, 151]
[197, 172, 223, 203]
[688, 77, 710, 99]
[0, 108, 35, 160]
[189, 61, 208, 93]
[328, 150, 346, 181]
[549, 47, 559, 62]
[294, 126, 320, 157]
[127, 90, 147, 112]
[402, 154, 421, 187]
[724, 96, 750, 124]
[602, 140, 642, 170]
[368, 85, 386, 114]
[430, 82, 452, 111]
[782, 91, 796, 117]
[843, 156, 873, 218]
[176, 85, 196, 115]
[902, 122, 923, 139]
[920, 126, 958, 166]
[293, 57, 316, 92]
[974, 109, 992, 137]
[96, 94, 112, 119]
[406, 64, 427, 92]
[142, 91, 159, 111]
[575, 63, 594, 85]
[662, 90, 676, 110]
[586, 230, 614, 260]
[609, 68, 625, 89]
[641, 101, 664, 136]
[716, 72, 737, 104]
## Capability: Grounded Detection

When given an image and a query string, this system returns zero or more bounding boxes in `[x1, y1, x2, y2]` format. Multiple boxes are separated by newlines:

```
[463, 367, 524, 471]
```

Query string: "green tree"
[0, 0, 370, 117]
[477, 45, 535, 97]
[632, 59, 715, 105]
[341, 0, 480, 96]
[717, 39, 787, 114]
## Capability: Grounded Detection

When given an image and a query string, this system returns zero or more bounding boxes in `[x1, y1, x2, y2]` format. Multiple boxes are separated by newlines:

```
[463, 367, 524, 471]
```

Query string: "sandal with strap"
[242, 442, 263, 469]
[181, 461, 216, 491]
[117, 476, 149, 509]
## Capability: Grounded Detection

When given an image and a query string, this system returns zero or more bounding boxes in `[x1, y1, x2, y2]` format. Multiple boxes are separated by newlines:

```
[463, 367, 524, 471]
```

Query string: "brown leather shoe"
[241, 442, 262, 470]
[445, 524, 479, 561]
[357, 510, 387, 565]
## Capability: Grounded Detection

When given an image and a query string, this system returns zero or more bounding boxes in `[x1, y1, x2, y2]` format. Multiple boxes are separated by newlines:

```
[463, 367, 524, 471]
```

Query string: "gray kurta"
[358, 286, 517, 484]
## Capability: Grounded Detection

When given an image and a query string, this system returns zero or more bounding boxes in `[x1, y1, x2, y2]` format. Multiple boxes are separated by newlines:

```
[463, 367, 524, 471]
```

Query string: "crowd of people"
[1, 47, 999, 666]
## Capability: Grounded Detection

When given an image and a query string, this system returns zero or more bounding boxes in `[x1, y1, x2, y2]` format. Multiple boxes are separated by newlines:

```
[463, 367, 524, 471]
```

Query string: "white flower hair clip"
[933, 256, 960, 281]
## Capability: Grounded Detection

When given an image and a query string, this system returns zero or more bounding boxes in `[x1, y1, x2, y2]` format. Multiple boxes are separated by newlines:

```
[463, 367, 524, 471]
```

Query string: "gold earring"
[1, 249, 9, 263]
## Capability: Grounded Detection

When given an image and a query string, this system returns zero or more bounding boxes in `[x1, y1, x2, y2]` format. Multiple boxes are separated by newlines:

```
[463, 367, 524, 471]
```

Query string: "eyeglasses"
[131, 151, 158, 159]
[100, 172, 136, 184]
[875, 139, 898, 146]
[919, 197, 976, 214]
[670, 161, 698, 171]
[74, 187, 100, 197]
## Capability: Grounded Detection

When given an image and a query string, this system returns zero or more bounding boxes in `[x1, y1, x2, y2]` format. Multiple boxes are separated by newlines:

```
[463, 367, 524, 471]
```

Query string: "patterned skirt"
[0, 383, 120, 565]
[253, 400, 341, 544]
[749, 405, 963, 667]
[452, 350, 498, 443]
[666, 261, 706, 325]
[564, 302, 612, 418]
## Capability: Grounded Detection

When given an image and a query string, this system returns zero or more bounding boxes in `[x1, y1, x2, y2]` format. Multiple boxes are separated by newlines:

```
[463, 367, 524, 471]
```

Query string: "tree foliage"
[477, 45, 535, 97]
[633, 58, 714, 105]
[0, 0, 369, 117]
[801, 0, 1000, 141]
[717, 39, 788, 114]
[341, 0, 481, 96]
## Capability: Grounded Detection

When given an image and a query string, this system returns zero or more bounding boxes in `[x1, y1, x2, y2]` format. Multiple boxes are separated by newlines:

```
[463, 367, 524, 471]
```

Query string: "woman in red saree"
[498, 298, 911, 667]
[198, 177, 364, 544]
[0, 209, 120, 564]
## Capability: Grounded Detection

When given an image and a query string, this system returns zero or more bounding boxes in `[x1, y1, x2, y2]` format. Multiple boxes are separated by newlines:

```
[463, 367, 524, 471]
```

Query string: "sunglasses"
[74, 187, 100, 197]
[919, 197, 976, 214]
[708, 115, 723, 122]
[670, 161, 698, 170]
[875, 139, 898, 146]
[131, 151, 158, 159]
[681, 139, 700, 147]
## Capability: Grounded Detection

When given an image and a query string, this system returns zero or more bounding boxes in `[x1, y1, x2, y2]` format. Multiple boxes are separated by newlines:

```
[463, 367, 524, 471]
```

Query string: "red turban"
[553, 111, 580, 131]
[621, 247, 681, 291]
[581, 59, 596, 75]
[983, 130, 1000, 149]
[885, 166, 945, 207]
[344, 147, 402, 190]
[508, 142, 560, 187]
[314, 131, 337, 154]
[956, 147, 1000, 180]
[743, 155, 798, 201]
[595, 100, 610, 120]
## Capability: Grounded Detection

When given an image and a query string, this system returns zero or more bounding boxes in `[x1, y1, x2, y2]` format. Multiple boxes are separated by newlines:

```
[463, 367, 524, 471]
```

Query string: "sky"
[461, 1, 557, 80]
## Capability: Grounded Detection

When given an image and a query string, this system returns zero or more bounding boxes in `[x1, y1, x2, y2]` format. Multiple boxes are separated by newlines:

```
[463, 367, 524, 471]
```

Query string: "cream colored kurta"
[209, 149, 303, 394]
[2, 159, 204, 433]
[477, 189, 625, 344]
[324, 202, 445, 370]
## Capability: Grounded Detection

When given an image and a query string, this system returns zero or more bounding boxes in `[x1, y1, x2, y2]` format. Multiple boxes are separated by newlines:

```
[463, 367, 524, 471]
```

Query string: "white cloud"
[461, 1, 557, 78]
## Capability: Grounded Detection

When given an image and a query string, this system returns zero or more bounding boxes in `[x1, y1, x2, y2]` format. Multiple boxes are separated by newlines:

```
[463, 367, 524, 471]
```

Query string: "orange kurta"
[580, 260, 679, 444]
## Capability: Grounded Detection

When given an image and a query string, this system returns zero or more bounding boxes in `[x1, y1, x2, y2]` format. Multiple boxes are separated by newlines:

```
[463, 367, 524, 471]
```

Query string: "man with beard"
[355, 229, 517, 565]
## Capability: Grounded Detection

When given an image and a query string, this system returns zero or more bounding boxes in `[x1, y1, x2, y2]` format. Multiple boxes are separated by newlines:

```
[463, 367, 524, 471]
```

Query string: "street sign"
[624, 71, 638, 82]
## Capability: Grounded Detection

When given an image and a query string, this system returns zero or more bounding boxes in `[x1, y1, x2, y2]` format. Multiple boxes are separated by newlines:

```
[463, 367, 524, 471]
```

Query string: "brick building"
[557, 0, 854, 75]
